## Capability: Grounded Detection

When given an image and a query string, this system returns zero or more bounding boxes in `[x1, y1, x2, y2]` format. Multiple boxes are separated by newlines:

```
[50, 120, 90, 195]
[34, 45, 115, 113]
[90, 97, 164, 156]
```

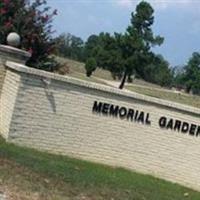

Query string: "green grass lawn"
[126, 85, 200, 108]
[0, 136, 200, 199]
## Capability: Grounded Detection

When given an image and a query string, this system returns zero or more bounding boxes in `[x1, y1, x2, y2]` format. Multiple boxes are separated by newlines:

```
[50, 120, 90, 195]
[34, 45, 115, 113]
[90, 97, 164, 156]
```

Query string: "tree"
[85, 1, 164, 89]
[118, 1, 164, 89]
[54, 33, 85, 61]
[172, 66, 186, 89]
[85, 57, 97, 77]
[85, 32, 124, 79]
[184, 52, 200, 94]
[0, 0, 58, 71]
[85, 35, 100, 60]
[143, 55, 172, 86]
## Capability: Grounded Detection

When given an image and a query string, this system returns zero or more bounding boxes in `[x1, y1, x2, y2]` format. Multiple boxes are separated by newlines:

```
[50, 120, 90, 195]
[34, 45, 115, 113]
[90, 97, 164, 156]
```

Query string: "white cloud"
[115, 0, 196, 11]
[116, 0, 135, 7]
[150, 0, 193, 10]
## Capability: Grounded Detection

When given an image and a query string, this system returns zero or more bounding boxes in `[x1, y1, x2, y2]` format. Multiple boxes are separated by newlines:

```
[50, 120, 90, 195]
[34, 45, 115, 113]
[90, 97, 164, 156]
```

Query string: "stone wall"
[1, 61, 200, 191]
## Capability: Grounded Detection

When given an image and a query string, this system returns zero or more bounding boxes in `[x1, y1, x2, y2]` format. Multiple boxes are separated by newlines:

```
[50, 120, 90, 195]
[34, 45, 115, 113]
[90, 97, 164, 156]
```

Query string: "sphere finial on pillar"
[7, 32, 21, 47]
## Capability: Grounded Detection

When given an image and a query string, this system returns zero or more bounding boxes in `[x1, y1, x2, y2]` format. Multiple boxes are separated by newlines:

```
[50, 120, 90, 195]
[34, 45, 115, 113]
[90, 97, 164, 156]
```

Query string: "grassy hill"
[56, 57, 200, 108]
[1, 136, 200, 200]
[126, 85, 200, 108]
[56, 57, 113, 82]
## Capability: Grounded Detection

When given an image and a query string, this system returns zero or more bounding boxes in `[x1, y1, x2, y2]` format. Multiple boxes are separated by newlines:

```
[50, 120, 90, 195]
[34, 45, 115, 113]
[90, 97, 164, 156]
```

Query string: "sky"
[47, 0, 200, 67]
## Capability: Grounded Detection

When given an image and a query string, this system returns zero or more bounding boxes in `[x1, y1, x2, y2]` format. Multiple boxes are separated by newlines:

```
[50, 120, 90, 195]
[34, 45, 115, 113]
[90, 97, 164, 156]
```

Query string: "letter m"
[109, 105, 119, 117]
[93, 101, 102, 113]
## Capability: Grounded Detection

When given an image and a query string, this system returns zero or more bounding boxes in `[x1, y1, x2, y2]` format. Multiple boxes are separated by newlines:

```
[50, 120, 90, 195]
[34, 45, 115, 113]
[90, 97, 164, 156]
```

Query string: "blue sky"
[48, 0, 200, 67]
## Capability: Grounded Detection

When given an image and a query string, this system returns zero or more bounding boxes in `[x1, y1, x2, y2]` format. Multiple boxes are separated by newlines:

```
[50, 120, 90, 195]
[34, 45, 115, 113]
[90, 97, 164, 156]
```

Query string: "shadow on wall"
[41, 78, 56, 113]
[44, 89, 56, 113]
[41, 77, 57, 113]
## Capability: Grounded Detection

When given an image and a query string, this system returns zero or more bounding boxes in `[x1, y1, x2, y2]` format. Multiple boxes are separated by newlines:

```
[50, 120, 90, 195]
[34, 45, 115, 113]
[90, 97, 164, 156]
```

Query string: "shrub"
[85, 58, 97, 77]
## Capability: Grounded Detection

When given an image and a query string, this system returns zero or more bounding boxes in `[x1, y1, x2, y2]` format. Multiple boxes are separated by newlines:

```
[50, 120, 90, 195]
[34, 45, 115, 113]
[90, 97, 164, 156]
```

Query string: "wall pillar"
[0, 45, 31, 95]
[0, 33, 31, 138]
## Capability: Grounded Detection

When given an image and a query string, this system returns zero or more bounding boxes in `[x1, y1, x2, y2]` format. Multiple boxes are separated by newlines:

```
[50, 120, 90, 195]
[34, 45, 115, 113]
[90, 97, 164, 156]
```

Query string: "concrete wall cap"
[5, 60, 200, 116]
[0, 45, 31, 58]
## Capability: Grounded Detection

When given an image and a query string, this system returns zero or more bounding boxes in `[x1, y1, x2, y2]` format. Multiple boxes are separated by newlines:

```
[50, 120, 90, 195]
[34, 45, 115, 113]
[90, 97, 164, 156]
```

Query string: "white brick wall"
[0, 64, 6, 96]
[0, 69, 20, 138]
[1, 61, 200, 191]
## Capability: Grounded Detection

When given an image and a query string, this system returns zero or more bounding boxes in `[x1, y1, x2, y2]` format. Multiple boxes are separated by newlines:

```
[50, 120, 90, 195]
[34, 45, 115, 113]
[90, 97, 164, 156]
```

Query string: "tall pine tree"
[119, 1, 164, 89]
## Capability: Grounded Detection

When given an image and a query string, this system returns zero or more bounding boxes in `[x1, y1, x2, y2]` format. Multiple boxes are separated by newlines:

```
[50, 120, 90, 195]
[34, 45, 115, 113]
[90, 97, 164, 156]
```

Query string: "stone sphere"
[7, 32, 21, 47]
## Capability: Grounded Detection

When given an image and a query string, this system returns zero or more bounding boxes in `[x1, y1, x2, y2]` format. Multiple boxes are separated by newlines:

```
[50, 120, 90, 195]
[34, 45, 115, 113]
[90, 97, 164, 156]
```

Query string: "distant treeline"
[53, 2, 200, 93]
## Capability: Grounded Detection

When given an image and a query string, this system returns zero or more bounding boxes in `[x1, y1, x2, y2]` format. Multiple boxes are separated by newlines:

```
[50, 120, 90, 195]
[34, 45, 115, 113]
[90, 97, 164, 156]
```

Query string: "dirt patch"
[0, 159, 95, 200]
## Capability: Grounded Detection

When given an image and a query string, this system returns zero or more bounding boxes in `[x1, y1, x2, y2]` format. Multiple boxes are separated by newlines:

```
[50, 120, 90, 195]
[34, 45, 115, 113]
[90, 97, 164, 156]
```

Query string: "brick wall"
[0, 68, 20, 138]
[0, 45, 31, 138]
[0, 64, 6, 96]
[1, 61, 200, 191]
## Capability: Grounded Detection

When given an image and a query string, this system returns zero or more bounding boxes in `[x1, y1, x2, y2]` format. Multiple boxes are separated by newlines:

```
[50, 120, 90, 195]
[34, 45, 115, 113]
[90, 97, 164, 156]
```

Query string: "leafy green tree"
[118, 1, 164, 89]
[0, 0, 58, 71]
[85, 1, 164, 89]
[184, 52, 200, 94]
[172, 66, 186, 89]
[97, 33, 124, 79]
[54, 33, 85, 61]
[85, 33, 123, 79]
[85, 57, 97, 77]
[143, 55, 172, 86]
[85, 35, 100, 60]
